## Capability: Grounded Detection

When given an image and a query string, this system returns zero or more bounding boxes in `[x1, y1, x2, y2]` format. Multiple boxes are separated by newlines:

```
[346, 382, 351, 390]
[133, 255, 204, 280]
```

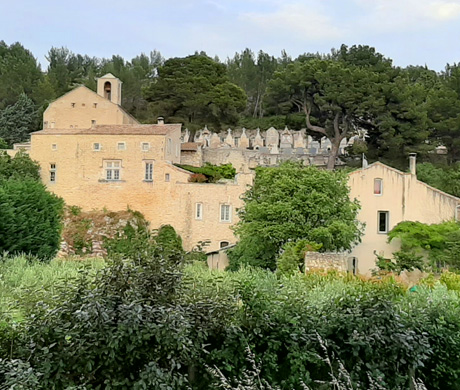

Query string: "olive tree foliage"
[229, 162, 362, 270]
[266, 59, 385, 169]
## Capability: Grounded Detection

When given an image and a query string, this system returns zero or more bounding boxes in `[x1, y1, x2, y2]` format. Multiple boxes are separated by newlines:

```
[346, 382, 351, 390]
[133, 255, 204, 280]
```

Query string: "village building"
[17, 74, 460, 273]
[348, 155, 460, 273]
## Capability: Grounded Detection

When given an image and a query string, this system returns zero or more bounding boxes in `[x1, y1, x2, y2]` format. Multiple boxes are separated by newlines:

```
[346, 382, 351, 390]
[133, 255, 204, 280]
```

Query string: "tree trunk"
[326, 138, 341, 170]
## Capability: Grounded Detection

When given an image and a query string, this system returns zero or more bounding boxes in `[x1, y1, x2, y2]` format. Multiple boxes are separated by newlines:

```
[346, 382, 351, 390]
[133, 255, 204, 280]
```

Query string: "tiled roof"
[32, 124, 181, 136]
[181, 142, 201, 151]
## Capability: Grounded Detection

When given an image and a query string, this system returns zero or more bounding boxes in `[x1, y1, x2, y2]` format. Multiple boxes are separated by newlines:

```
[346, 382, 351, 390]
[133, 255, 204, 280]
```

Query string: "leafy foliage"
[144, 54, 247, 129]
[0, 179, 64, 259]
[229, 162, 362, 270]
[0, 150, 40, 181]
[388, 220, 460, 270]
[178, 163, 236, 183]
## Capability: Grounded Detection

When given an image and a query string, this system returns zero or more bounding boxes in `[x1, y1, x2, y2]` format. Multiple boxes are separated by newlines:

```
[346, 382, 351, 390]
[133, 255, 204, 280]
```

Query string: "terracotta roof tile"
[32, 124, 181, 136]
[181, 142, 202, 151]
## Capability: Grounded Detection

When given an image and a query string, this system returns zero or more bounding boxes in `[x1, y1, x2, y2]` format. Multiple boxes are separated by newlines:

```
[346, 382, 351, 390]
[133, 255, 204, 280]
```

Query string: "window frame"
[144, 161, 154, 182]
[117, 142, 126, 151]
[165, 173, 170, 182]
[49, 163, 56, 183]
[93, 142, 101, 151]
[220, 204, 232, 223]
[195, 203, 203, 220]
[104, 160, 121, 181]
[141, 142, 150, 151]
[51, 143, 57, 150]
[377, 211, 389, 234]
[374, 178, 383, 195]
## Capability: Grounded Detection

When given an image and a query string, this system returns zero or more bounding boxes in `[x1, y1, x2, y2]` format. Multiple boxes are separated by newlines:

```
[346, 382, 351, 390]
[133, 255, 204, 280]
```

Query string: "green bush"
[177, 163, 236, 183]
[0, 179, 64, 259]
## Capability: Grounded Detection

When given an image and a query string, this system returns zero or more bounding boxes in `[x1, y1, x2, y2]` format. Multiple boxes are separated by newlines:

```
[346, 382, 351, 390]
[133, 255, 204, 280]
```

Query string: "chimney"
[157, 116, 164, 125]
[409, 153, 417, 175]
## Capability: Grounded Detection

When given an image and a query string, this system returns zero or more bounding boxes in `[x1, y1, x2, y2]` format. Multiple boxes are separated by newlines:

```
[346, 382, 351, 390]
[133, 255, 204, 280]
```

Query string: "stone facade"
[42, 74, 138, 130]
[304, 252, 350, 273]
[348, 158, 460, 274]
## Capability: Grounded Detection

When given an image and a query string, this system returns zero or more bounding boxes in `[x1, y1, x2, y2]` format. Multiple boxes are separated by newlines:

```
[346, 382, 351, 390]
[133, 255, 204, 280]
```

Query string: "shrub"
[189, 173, 208, 183]
[0, 179, 64, 259]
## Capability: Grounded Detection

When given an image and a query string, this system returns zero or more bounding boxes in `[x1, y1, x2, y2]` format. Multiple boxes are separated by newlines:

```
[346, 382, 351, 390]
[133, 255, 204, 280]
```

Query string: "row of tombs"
[180, 126, 364, 169]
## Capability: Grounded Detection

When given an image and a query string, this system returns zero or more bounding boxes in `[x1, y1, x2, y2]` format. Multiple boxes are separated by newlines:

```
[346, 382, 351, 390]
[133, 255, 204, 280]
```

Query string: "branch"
[305, 105, 327, 136]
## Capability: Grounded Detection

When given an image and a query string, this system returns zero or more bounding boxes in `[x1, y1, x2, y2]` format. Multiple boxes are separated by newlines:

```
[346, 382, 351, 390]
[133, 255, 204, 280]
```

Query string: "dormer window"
[374, 178, 383, 195]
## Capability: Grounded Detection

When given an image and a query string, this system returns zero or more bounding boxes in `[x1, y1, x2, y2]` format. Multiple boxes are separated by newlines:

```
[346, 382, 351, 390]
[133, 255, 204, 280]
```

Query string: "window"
[195, 203, 203, 220]
[105, 160, 121, 181]
[144, 162, 153, 181]
[165, 173, 170, 182]
[50, 163, 56, 182]
[117, 142, 126, 151]
[93, 143, 101, 151]
[71, 103, 75, 108]
[220, 204, 231, 222]
[220, 241, 230, 249]
[82, 103, 85, 107]
[44, 121, 48, 128]
[142, 142, 150, 151]
[377, 211, 389, 233]
[91, 120, 97, 126]
[93, 103, 97, 108]
[167, 138, 172, 154]
[51, 144, 57, 150]
[374, 178, 383, 195]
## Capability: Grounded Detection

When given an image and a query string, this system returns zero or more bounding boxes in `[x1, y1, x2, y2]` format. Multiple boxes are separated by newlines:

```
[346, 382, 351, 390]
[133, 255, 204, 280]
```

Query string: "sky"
[2, 0, 460, 71]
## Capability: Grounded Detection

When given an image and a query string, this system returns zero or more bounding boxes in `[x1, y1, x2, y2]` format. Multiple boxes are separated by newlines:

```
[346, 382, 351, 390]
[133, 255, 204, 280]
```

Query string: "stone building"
[29, 75, 251, 252]
[348, 155, 460, 273]
[42, 73, 138, 129]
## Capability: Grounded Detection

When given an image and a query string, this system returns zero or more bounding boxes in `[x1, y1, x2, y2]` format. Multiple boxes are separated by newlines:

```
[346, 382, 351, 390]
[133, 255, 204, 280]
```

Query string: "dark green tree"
[229, 162, 362, 270]
[144, 54, 247, 129]
[0, 150, 41, 181]
[0, 93, 38, 147]
[266, 59, 384, 169]
[0, 41, 42, 109]
[0, 179, 64, 259]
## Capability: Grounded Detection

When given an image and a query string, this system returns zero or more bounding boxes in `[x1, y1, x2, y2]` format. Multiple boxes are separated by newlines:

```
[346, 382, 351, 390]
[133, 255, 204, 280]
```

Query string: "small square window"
[93, 143, 101, 151]
[117, 142, 126, 151]
[165, 173, 170, 182]
[374, 178, 383, 195]
[195, 203, 203, 220]
[220, 241, 230, 249]
[71, 103, 75, 108]
[51, 144, 57, 150]
[142, 142, 150, 151]
[93, 103, 97, 108]
[91, 120, 97, 126]
[220, 204, 231, 223]
[378, 211, 389, 234]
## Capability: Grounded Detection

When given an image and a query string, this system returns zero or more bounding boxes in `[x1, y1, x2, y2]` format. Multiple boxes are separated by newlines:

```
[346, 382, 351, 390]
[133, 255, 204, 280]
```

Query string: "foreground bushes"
[1, 251, 460, 388]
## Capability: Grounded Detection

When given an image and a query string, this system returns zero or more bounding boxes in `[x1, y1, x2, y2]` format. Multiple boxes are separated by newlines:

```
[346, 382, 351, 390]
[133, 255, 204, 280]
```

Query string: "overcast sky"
[2, 0, 460, 71]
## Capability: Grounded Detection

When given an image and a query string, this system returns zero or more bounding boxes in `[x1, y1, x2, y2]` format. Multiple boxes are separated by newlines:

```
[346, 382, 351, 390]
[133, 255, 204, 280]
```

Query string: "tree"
[144, 54, 247, 129]
[228, 162, 362, 270]
[0, 179, 64, 259]
[0, 93, 38, 147]
[0, 150, 41, 181]
[0, 41, 42, 109]
[266, 59, 385, 169]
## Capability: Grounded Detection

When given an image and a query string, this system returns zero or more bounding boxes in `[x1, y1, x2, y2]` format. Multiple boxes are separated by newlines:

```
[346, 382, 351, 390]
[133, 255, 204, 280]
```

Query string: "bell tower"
[97, 73, 122, 105]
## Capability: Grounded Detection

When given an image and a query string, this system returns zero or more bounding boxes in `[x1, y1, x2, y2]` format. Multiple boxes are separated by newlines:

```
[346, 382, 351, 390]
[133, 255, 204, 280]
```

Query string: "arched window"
[104, 81, 111, 100]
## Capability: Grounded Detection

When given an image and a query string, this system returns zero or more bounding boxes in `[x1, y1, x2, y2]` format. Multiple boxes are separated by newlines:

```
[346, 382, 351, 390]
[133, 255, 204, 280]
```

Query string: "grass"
[0, 254, 104, 320]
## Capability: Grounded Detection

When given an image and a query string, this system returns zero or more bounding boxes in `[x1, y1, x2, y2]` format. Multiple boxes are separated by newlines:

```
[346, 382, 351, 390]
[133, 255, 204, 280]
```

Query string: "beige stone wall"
[30, 130, 250, 252]
[304, 252, 349, 272]
[348, 163, 460, 274]
[43, 86, 138, 129]
[180, 149, 203, 167]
